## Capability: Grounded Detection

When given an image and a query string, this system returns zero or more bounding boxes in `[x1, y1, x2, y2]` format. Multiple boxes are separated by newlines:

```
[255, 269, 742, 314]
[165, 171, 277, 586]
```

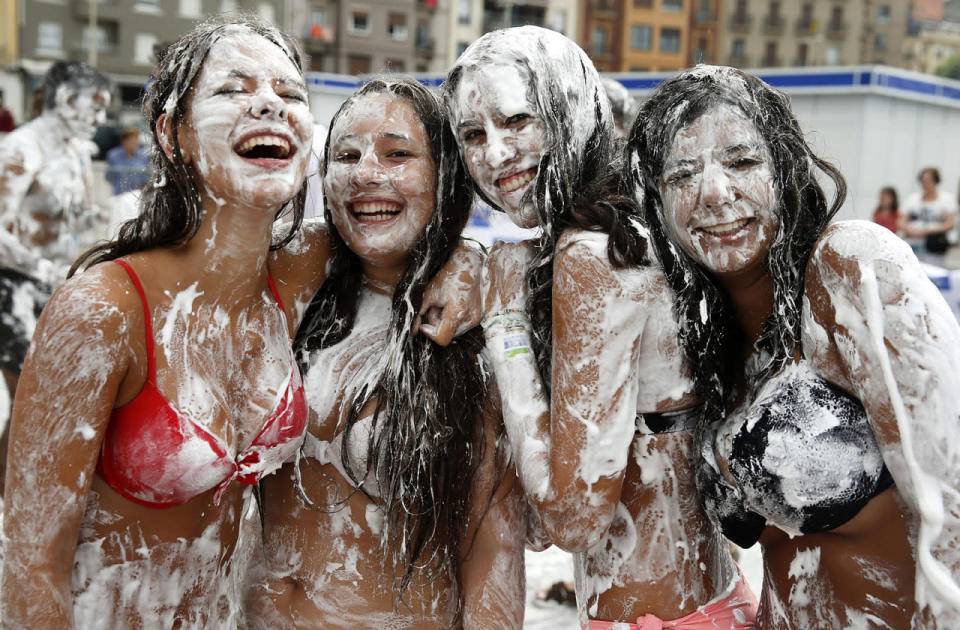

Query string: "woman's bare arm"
[1, 265, 135, 628]
[805, 221, 960, 628]
[482, 233, 654, 551]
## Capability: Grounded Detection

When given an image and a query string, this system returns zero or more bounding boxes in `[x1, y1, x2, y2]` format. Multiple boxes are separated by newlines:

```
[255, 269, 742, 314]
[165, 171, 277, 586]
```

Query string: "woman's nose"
[700, 162, 736, 207]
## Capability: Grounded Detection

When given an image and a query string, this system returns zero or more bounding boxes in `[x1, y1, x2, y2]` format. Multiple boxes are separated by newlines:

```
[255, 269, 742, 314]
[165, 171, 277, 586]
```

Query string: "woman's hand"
[415, 240, 485, 346]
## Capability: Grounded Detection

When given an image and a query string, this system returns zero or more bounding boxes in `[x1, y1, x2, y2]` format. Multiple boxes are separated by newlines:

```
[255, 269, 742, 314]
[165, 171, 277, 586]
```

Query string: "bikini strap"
[266, 272, 286, 315]
[113, 260, 156, 383]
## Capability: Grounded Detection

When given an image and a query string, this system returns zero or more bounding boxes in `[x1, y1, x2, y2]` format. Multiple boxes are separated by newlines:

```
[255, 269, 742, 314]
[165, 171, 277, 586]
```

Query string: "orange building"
[582, 0, 692, 72]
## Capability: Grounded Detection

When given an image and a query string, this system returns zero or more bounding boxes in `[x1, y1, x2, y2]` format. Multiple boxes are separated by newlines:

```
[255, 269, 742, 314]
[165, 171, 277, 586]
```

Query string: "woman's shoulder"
[555, 228, 666, 297]
[810, 220, 914, 270]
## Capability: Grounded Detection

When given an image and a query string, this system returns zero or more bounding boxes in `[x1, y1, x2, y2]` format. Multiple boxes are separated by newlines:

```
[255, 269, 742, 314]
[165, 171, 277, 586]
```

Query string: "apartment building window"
[732, 38, 745, 58]
[874, 34, 887, 52]
[36, 22, 63, 54]
[258, 3, 276, 24]
[763, 41, 777, 65]
[662, 0, 682, 12]
[825, 45, 839, 65]
[734, 0, 747, 19]
[179, 0, 201, 18]
[660, 28, 680, 53]
[877, 5, 890, 25]
[593, 27, 608, 54]
[134, 32, 158, 65]
[799, 3, 813, 28]
[796, 42, 808, 66]
[631, 25, 652, 50]
[634, 0, 653, 7]
[388, 14, 408, 41]
[82, 23, 116, 54]
[550, 9, 567, 34]
[830, 6, 843, 27]
[457, 41, 469, 55]
[697, 0, 710, 22]
[458, 0, 470, 25]
[351, 12, 371, 34]
[769, 1, 780, 21]
[134, 0, 162, 13]
[348, 54, 371, 74]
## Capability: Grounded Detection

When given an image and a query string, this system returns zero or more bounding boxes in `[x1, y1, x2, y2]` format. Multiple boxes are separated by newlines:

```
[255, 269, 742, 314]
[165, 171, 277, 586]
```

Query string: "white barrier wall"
[306, 66, 960, 225]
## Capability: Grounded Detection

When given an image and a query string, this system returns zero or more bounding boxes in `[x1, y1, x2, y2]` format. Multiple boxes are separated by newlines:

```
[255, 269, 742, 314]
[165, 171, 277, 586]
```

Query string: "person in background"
[0, 91, 14, 134]
[600, 76, 636, 138]
[872, 185, 899, 233]
[105, 127, 150, 195]
[900, 166, 957, 257]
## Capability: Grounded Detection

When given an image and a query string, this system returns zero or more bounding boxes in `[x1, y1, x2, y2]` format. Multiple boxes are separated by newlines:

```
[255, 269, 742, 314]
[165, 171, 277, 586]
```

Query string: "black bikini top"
[636, 407, 700, 434]
[697, 361, 893, 548]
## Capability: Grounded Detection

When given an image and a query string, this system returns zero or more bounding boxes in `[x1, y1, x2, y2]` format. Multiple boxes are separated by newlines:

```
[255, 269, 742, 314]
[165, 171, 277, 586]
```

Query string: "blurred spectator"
[600, 77, 636, 138]
[900, 167, 957, 255]
[873, 186, 900, 233]
[29, 87, 43, 121]
[105, 127, 150, 195]
[0, 92, 13, 134]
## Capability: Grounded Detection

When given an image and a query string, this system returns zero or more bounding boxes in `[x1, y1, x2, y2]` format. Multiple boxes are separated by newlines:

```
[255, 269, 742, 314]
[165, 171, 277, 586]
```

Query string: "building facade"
[18, 0, 286, 111]
[580, 0, 692, 72]
[717, 0, 909, 69]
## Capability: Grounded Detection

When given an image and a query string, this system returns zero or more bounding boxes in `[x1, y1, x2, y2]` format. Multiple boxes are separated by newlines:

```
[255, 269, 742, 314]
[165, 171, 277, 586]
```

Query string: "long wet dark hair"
[294, 78, 492, 610]
[625, 66, 846, 445]
[71, 16, 305, 274]
[442, 26, 649, 389]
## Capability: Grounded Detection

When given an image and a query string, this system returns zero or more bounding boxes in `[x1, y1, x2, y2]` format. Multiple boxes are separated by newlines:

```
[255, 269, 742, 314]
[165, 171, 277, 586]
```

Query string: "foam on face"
[659, 103, 777, 277]
[324, 92, 436, 265]
[183, 30, 312, 215]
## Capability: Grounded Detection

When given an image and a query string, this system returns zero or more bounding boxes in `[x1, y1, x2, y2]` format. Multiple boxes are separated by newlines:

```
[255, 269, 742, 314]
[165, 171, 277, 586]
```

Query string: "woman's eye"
[666, 171, 694, 185]
[281, 92, 306, 102]
[215, 87, 243, 95]
[463, 129, 484, 143]
[335, 152, 359, 163]
[387, 149, 412, 158]
[730, 157, 760, 169]
[506, 113, 532, 126]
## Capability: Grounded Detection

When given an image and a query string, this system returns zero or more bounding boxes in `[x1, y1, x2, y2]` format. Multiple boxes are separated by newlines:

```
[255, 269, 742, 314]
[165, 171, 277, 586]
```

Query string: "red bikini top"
[97, 259, 308, 508]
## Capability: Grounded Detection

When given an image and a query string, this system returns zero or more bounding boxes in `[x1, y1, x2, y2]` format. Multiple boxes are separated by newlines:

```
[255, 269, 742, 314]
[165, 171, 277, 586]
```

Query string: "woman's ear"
[156, 113, 191, 164]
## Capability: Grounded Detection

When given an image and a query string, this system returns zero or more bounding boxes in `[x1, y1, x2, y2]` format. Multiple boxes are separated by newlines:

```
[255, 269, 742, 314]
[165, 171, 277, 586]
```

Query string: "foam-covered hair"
[443, 26, 647, 387]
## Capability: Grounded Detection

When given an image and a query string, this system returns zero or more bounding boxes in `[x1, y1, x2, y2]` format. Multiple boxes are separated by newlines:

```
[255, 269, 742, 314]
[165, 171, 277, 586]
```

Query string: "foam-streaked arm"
[805, 221, 960, 628]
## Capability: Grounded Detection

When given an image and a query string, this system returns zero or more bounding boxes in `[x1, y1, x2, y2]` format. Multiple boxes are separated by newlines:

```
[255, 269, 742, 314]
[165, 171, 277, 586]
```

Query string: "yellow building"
[581, 0, 691, 72]
[0, 0, 17, 66]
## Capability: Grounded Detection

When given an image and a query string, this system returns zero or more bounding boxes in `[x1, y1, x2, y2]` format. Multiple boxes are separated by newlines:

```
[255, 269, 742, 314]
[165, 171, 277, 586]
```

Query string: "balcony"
[795, 18, 815, 36]
[762, 15, 784, 35]
[827, 21, 847, 40]
[728, 13, 752, 33]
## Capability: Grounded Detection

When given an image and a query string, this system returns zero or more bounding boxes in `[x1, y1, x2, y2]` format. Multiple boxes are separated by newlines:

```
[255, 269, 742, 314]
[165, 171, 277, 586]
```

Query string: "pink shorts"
[584, 570, 757, 630]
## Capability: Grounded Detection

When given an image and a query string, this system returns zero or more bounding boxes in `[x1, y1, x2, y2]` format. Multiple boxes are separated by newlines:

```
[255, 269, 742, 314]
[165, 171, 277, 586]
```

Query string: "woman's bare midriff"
[591, 430, 737, 622]
[757, 486, 914, 629]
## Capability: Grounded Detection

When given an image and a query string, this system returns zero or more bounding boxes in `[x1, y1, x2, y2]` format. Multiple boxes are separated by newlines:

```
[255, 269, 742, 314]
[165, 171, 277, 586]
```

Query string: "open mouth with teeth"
[496, 168, 537, 194]
[349, 199, 403, 224]
[698, 217, 753, 237]
[234, 134, 293, 161]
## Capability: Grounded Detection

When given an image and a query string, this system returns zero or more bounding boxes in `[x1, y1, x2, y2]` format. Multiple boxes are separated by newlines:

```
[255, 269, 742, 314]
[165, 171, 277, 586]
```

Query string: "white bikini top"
[301, 415, 382, 498]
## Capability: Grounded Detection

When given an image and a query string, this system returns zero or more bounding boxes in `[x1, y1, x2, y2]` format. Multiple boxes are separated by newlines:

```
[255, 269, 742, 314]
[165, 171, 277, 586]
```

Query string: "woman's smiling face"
[659, 103, 778, 280]
[324, 92, 436, 272]
[176, 30, 312, 211]
[452, 63, 545, 229]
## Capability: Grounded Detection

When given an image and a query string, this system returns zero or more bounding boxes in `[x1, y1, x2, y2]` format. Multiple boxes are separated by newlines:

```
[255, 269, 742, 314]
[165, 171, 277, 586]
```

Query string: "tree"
[935, 53, 960, 81]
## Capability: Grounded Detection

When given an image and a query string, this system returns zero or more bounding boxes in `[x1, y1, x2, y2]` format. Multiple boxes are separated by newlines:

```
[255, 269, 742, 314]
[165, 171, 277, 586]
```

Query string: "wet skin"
[246, 94, 526, 629]
[660, 103, 960, 628]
